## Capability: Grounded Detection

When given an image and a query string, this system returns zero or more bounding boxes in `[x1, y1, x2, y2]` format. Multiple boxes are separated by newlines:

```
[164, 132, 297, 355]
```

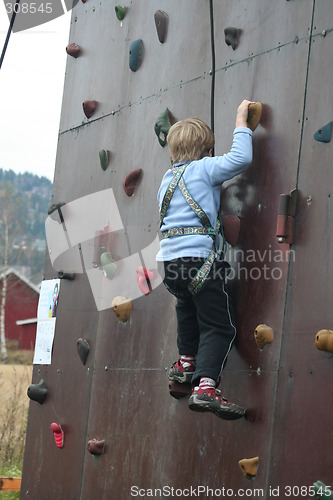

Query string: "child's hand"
[236, 100, 255, 128]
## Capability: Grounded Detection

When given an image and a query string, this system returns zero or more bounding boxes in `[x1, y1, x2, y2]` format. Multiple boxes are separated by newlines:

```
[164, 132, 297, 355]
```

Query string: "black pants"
[163, 258, 236, 387]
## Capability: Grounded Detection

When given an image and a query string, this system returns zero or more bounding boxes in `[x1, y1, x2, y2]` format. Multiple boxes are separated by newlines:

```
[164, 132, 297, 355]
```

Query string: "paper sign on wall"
[33, 279, 60, 365]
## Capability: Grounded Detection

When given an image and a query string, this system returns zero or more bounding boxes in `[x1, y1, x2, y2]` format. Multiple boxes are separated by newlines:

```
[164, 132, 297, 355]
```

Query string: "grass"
[0, 346, 33, 498]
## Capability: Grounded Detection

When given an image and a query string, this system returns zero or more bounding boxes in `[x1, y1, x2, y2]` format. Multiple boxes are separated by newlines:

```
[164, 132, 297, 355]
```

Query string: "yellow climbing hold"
[238, 456, 259, 479]
[315, 329, 333, 353]
[254, 324, 274, 350]
[112, 296, 132, 323]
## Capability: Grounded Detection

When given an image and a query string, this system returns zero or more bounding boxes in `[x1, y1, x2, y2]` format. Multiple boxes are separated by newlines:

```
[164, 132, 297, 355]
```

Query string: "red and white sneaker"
[168, 359, 195, 384]
[188, 387, 246, 420]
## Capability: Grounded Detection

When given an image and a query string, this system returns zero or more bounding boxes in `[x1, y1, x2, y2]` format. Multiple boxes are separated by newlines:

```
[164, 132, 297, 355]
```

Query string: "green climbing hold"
[313, 481, 333, 499]
[100, 252, 117, 279]
[154, 108, 174, 147]
[115, 5, 126, 21]
[99, 149, 109, 171]
[314, 121, 333, 143]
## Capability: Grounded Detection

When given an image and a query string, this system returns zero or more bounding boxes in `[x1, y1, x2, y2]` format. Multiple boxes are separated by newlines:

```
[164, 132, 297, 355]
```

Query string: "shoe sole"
[188, 397, 245, 421]
[168, 373, 193, 384]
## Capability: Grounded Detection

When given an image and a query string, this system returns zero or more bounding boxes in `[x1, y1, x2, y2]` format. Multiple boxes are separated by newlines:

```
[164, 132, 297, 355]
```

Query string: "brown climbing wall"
[21, 0, 333, 498]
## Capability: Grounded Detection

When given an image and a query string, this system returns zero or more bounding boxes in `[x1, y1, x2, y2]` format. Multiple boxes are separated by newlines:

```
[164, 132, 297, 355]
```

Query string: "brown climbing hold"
[83, 100, 97, 119]
[66, 43, 81, 58]
[238, 457, 259, 479]
[315, 330, 333, 353]
[222, 215, 240, 247]
[87, 439, 105, 455]
[254, 324, 274, 350]
[247, 102, 262, 131]
[111, 296, 132, 323]
[123, 169, 143, 197]
[169, 380, 192, 399]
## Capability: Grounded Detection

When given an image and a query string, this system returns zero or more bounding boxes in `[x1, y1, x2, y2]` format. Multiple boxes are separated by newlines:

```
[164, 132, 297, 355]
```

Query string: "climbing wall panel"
[21, 0, 333, 498]
[268, 0, 333, 490]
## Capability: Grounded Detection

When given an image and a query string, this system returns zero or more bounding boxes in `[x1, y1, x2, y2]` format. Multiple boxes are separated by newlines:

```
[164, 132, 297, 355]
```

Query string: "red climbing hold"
[66, 43, 81, 58]
[123, 169, 143, 196]
[50, 422, 64, 449]
[83, 100, 97, 119]
[136, 266, 153, 295]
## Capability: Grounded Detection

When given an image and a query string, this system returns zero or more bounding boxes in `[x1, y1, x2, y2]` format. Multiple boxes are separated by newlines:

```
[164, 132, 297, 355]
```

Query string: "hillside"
[0, 169, 52, 283]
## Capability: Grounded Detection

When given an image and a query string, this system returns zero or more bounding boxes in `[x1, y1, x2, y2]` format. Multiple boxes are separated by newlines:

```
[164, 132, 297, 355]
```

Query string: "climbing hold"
[115, 4, 126, 21]
[92, 226, 114, 268]
[247, 102, 262, 131]
[111, 296, 132, 323]
[48, 202, 65, 223]
[27, 380, 47, 405]
[129, 39, 143, 72]
[154, 108, 176, 147]
[99, 149, 110, 171]
[66, 43, 81, 58]
[314, 121, 333, 143]
[83, 100, 97, 119]
[238, 457, 259, 479]
[276, 189, 298, 245]
[224, 26, 240, 50]
[100, 252, 117, 279]
[87, 439, 105, 455]
[77, 338, 90, 365]
[122, 168, 143, 196]
[313, 481, 333, 499]
[58, 271, 75, 280]
[254, 324, 274, 350]
[136, 266, 154, 295]
[221, 215, 240, 246]
[154, 10, 168, 43]
[50, 423, 64, 449]
[169, 381, 192, 400]
[315, 329, 333, 353]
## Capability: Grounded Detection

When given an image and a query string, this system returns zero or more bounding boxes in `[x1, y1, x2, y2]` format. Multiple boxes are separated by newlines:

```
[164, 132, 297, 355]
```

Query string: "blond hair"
[167, 118, 215, 163]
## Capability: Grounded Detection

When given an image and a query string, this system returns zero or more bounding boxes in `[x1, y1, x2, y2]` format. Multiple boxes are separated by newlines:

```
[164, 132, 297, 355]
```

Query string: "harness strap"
[160, 164, 187, 227]
[160, 163, 221, 296]
[162, 227, 216, 239]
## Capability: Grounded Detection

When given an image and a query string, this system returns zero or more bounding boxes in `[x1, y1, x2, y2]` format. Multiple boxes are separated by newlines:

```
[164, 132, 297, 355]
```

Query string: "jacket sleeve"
[205, 127, 253, 186]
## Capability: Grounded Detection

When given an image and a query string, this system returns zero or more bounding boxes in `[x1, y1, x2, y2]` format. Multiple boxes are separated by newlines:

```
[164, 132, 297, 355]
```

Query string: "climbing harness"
[160, 163, 223, 296]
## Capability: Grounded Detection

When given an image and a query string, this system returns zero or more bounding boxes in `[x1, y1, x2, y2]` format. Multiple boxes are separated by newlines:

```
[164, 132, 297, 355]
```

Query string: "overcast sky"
[0, 6, 71, 182]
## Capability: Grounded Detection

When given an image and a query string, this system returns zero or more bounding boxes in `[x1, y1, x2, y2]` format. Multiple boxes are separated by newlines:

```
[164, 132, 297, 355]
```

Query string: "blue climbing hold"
[129, 39, 143, 72]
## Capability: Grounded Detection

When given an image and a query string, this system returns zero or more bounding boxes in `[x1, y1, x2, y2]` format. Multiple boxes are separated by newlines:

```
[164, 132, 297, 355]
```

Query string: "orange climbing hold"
[238, 457, 259, 479]
[247, 102, 262, 131]
[315, 330, 333, 353]
[254, 324, 274, 349]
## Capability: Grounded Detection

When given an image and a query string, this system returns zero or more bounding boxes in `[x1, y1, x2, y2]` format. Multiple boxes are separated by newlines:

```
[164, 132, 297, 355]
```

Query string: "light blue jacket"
[156, 127, 253, 261]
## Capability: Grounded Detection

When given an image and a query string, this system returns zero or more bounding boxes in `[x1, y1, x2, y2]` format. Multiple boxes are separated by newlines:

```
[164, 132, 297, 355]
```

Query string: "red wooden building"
[0, 268, 40, 350]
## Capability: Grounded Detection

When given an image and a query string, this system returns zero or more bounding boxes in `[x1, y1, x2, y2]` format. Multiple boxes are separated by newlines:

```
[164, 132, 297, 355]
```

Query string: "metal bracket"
[276, 188, 298, 245]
